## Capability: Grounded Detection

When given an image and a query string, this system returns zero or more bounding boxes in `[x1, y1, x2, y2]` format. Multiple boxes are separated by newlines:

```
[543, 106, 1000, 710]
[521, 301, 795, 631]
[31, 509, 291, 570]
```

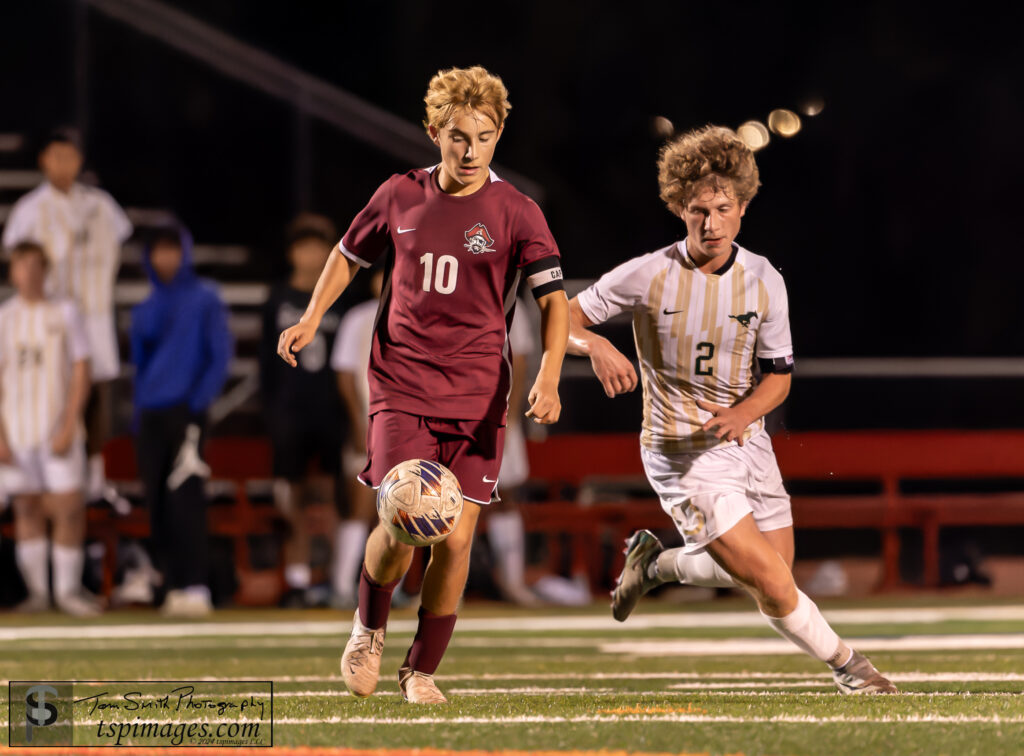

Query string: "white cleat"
[833, 650, 898, 694]
[399, 665, 447, 704]
[341, 611, 386, 698]
[55, 591, 103, 618]
[611, 529, 664, 622]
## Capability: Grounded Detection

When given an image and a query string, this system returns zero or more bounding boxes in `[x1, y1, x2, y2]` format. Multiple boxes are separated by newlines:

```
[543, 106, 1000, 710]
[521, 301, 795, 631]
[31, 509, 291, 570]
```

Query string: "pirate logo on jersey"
[464, 223, 496, 254]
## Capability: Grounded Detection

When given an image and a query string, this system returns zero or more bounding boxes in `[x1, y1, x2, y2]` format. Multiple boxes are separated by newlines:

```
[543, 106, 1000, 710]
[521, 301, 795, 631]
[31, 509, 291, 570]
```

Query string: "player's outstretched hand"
[277, 320, 319, 367]
[696, 398, 753, 446]
[588, 338, 637, 398]
[525, 376, 561, 424]
[51, 424, 75, 456]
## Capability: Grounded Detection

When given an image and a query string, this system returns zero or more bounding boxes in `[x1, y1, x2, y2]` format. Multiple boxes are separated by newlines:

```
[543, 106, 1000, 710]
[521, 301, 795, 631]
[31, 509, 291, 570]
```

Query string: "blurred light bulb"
[737, 120, 770, 151]
[800, 97, 825, 117]
[768, 109, 802, 137]
[652, 115, 675, 139]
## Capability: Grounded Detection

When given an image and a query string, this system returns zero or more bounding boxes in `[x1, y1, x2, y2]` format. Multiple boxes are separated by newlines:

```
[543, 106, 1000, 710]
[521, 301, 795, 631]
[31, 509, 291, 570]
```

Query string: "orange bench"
[98, 436, 284, 604]
[524, 431, 1024, 590]
[71, 430, 1024, 599]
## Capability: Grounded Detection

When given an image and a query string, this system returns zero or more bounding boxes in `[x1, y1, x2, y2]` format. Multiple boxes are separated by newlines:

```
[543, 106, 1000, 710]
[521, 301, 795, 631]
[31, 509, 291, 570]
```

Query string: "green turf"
[2, 598, 1023, 755]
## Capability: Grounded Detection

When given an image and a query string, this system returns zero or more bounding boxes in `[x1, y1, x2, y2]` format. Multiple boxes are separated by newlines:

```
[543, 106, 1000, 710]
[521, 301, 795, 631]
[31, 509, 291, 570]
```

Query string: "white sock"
[16, 538, 49, 599]
[332, 520, 368, 597]
[51, 543, 84, 601]
[654, 548, 737, 588]
[487, 511, 528, 588]
[87, 454, 106, 499]
[285, 563, 311, 590]
[763, 589, 847, 666]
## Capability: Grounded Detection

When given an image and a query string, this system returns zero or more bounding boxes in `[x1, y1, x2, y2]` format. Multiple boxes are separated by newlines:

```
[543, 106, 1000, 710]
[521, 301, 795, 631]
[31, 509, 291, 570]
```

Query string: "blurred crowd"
[0, 129, 579, 618]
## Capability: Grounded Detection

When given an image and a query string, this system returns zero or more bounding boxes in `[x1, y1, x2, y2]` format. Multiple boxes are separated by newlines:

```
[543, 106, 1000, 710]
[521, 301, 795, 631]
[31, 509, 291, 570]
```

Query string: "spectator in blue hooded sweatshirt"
[131, 226, 232, 617]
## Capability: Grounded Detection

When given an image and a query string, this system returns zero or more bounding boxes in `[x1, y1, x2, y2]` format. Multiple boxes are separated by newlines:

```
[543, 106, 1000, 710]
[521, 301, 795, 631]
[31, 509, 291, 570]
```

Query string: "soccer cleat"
[160, 589, 212, 618]
[611, 529, 664, 622]
[398, 665, 448, 704]
[55, 591, 103, 618]
[833, 650, 898, 694]
[15, 594, 51, 613]
[341, 611, 386, 698]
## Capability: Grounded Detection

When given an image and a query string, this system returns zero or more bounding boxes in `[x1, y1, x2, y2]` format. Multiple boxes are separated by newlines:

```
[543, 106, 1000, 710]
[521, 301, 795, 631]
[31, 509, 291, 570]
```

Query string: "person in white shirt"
[568, 125, 895, 695]
[2, 128, 132, 506]
[0, 241, 98, 616]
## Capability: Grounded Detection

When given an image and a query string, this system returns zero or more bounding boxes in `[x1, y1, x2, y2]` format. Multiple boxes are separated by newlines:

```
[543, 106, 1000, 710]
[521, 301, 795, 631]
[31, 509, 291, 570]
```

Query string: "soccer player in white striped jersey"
[0, 241, 98, 616]
[2, 128, 133, 507]
[567, 126, 895, 694]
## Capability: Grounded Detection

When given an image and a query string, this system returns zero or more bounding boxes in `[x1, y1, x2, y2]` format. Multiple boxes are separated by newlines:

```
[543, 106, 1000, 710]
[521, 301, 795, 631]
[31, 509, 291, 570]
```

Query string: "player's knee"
[371, 522, 415, 555]
[435, 527, 474, 561]
[753, 570, 798, 615]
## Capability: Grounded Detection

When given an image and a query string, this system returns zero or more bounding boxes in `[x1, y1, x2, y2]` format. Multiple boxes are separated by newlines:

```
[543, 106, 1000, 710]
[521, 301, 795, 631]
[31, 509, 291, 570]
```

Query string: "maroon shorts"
[358, 410, 506, 505]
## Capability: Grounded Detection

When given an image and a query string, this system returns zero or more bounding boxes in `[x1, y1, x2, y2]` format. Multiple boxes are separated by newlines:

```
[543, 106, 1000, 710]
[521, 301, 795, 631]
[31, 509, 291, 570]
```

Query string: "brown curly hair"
[657, 125, 761, 213]
[423, 66, 511, 134]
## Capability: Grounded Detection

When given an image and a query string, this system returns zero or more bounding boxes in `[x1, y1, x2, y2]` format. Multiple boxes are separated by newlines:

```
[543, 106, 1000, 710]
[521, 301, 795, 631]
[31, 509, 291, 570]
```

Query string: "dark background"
[3, 1, 1024, 429]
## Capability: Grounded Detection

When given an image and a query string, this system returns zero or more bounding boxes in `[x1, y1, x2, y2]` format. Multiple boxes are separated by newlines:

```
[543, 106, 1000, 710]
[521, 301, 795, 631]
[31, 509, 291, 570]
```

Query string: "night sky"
[5, 1, 1024, 363]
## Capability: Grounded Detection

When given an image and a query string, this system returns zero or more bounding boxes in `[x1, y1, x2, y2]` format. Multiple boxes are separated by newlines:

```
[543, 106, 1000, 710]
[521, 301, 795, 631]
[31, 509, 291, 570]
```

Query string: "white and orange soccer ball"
[376, 459, 464, 547]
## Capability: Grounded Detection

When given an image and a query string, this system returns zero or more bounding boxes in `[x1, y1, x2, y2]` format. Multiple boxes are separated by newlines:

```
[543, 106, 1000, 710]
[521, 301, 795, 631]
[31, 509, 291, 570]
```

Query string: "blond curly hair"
[657, 125, 761, 213]
[423, 66, 511, 134]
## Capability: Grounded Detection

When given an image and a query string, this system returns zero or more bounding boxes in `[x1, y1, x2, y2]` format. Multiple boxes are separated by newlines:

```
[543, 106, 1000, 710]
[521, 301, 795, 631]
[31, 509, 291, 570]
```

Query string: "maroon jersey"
[340, 167, 562, 424]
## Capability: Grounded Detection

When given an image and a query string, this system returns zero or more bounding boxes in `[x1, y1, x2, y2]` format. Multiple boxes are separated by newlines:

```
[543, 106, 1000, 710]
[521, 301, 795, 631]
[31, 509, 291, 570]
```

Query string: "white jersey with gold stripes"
[2, 182, 132, 316]
[0, 296, 91, 451]
[578, 239, 793, 454]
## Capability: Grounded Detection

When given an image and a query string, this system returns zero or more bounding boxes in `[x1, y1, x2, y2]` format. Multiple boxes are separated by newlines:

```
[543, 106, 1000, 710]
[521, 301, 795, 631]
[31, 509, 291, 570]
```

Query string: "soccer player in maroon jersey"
[278, 66, 569, 703]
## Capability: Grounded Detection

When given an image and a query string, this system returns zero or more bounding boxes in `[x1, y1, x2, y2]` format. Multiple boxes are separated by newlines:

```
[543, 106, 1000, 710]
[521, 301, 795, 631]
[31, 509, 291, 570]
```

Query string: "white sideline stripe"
[276, 714, 1024, 724]
[2, 604, 1023, 641]
[7, 671, 1021, 687]
[601, 634, 1024, 656]
[6, 671, 1022, 689]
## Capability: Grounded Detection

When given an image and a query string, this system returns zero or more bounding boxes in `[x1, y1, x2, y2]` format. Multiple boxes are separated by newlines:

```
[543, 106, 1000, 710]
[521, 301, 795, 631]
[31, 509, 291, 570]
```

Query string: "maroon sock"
[357, 564, 399, 630]
[402, 606, 458, 675]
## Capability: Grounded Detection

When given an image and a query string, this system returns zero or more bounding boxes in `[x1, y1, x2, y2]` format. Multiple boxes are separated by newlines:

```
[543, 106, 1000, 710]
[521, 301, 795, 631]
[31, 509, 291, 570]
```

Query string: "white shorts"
[497, 422, 528, 489]
[641, 430, 792, 554]
[0, 440, 86, 495]
[84, 312, 120, 382]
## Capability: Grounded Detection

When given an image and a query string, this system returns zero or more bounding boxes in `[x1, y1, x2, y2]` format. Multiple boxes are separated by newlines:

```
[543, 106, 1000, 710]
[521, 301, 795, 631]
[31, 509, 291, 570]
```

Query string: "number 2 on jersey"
[420, 252, 458, 294]
[695, 342, 715, 376]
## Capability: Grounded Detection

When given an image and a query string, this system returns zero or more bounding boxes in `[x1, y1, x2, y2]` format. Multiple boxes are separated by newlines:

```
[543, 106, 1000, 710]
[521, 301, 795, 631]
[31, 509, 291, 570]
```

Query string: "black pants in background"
[137, 406, 208, 591]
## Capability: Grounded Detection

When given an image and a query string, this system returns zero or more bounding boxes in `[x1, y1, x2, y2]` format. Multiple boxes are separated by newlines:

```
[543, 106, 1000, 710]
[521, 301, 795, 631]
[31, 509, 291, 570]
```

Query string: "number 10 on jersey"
[420, 253, 458, 294]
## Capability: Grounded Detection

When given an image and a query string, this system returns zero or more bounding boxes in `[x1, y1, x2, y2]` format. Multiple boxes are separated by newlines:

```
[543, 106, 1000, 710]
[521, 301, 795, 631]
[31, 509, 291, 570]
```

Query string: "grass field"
[2, 596, 1023, 755]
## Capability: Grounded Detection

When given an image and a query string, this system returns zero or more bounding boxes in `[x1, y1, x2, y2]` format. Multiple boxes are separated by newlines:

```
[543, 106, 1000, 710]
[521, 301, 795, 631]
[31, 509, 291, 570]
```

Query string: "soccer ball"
[377, 459, 464, 547]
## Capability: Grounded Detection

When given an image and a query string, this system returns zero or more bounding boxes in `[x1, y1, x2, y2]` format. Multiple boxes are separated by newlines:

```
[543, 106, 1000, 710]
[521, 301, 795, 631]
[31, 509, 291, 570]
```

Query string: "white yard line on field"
[2, 605, 1024, 642]
[601, 634, 1024, 656]
[268, 714, 1024, 725]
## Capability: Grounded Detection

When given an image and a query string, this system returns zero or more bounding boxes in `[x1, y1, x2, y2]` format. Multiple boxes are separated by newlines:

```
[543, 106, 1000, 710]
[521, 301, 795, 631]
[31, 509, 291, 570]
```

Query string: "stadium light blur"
[767, 109, 802, 137]
[801, 97, 826, 116]
[737, 120, 770, 151]
[652, 116, 674, 138]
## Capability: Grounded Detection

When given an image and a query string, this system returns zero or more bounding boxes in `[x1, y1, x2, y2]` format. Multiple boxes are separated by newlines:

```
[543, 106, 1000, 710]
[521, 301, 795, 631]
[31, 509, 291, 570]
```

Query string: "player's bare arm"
[52, 358, 91, 456]
[277, 247, 359, 366]
[525, 290, 569, 424]
[567, 296, 638, 398]
[697, 372, 791, 446]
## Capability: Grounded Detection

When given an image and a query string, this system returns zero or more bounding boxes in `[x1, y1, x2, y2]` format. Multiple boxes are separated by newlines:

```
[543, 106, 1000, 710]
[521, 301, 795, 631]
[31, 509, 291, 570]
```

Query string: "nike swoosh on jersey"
[483, 476, 498, 483]
[663, 308, 685, 315]
[396, 227, 415, 234]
